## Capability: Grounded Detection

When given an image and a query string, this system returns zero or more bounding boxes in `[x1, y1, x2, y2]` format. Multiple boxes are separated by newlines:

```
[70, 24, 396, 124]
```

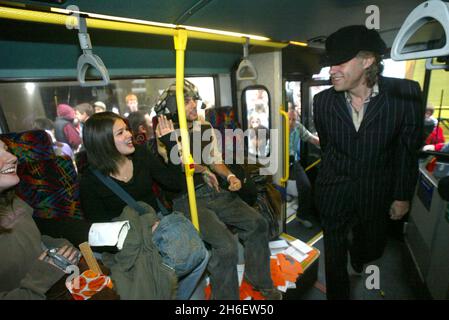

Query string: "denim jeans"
[152, 211, 209, 300]
[152, 212, 207, 277]
[176, 250, 210, 300]
[293, 161, 314, 219]
[173, 184, 274, 300]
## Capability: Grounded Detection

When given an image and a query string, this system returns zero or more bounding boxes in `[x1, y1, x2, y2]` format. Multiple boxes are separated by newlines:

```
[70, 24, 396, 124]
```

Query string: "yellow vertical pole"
[173, 29, 200, 231]
[280, 108, 289, 187]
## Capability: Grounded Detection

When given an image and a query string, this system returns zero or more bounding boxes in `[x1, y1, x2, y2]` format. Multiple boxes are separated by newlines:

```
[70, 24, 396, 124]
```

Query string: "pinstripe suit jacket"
[313, 76, 423, 230]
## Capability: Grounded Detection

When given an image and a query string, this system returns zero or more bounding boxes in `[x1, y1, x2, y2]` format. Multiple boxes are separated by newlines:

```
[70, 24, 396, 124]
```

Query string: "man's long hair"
[357, 51, 384, 88]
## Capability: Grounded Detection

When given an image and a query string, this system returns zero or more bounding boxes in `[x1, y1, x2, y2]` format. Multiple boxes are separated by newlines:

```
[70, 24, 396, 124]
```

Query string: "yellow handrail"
[305, 159, 321, 172]
[0, 6, 287, 48]
[280, 108, 289, 185]
[174, 29, 200, 231]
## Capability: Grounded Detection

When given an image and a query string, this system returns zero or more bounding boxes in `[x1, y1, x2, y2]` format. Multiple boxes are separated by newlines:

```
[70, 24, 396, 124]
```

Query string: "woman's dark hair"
[82, 111, 130, 176]
[0, 189, 15, 234]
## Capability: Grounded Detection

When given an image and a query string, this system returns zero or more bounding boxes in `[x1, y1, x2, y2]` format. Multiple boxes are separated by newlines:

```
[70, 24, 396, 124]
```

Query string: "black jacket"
[313, 76, 423, 229]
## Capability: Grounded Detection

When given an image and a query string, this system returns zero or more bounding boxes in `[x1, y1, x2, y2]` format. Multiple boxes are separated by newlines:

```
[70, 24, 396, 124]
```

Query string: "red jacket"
[426, 126, 445, 151]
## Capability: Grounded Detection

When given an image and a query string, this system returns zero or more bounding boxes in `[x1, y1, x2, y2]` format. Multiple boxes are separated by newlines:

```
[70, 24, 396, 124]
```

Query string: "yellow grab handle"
[280, 109, 289, 185]
[305, 159, 321, 172]
[174, 29, 200, 232]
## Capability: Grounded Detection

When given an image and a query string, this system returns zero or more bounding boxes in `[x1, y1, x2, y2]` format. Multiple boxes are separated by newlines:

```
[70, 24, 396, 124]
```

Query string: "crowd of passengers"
[0, 81, 283, 300]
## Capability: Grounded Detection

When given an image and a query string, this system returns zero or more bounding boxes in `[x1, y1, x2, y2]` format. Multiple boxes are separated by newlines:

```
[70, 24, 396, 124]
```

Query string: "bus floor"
[286, 217, 432, 300]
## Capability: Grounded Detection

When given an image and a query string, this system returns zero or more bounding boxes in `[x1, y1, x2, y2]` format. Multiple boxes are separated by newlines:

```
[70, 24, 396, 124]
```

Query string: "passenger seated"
[154, 80, 282, 300]
[0, 137, 80, 300]
[423, 126, 445, 151]
[0, 129, 91, 247]
[423, 105, 446, 152]
[79, 112, 208, 300]
[127, 110, 171, 211]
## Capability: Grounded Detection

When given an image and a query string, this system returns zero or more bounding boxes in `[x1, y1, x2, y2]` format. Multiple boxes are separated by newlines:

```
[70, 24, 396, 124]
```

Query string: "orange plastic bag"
[66, 269, 114, 300]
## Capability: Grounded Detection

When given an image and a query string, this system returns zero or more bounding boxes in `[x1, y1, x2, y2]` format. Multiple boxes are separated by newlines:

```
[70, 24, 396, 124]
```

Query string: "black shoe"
[296, 211, 313, 229]
[296, 217, 313, 229]
[244, 277, 283, 300]
[259, 288, 283, 300]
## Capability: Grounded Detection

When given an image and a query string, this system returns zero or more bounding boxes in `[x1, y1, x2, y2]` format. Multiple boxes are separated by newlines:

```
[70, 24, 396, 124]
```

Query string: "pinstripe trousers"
[316, 181, 390, 300]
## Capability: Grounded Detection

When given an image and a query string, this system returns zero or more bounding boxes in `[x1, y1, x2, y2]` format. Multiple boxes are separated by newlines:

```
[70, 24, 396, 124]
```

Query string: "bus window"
[382, 58, 425, 84]
[242, 86, 271, 158]
[396, 19, 446, 55]
[425, 68, 449, 151]
[0, 76, 216, 135]
[285, 81, 301, 118]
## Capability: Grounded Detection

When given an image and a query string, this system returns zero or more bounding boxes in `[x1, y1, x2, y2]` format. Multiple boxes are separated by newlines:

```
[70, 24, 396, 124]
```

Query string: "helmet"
[154, 79, 201, 122]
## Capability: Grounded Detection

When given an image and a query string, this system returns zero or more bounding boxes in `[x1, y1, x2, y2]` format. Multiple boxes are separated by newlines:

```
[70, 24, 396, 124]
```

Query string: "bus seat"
[205, 106, 244, 161]
[0, 130, 84, 220]
[0, 130, 54, 162]
[205, 106, 239, 131]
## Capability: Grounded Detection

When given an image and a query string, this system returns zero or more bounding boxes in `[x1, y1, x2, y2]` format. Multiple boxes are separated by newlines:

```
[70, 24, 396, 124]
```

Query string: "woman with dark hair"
[79, 112, 207, 300]
[0, 138, 79, 299]
[79, 112, 182, 222]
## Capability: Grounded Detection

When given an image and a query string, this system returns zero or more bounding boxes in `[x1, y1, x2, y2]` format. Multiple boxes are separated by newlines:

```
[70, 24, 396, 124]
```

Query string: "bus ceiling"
[0, 2, 286, 79]
[0, 0, 427, 79]
[6, 0, 422, 47]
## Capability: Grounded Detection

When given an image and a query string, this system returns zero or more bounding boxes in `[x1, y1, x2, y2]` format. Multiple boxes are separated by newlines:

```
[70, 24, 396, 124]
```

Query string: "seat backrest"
[1, 129, 54, 162]
[205, 106, 244, 161]
[0, 130, 84, 220]
[205, 106, 239, 131]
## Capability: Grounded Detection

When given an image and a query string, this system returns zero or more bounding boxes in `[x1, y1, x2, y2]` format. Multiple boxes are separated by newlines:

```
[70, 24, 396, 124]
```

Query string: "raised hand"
[155, 115, 175, 138]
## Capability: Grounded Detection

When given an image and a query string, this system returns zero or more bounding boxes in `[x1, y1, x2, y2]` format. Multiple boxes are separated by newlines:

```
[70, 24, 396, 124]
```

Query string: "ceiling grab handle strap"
[77, 16, 110, 87]
[236, 37, 258, 81]
[391, 0, 449, 61]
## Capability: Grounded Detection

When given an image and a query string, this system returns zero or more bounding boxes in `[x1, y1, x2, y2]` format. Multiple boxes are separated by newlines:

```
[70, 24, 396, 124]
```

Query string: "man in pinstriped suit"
[313, 25, 423, 299]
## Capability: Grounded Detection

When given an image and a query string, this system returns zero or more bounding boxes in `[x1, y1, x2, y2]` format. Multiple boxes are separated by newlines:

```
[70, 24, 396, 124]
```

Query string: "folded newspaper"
[88, 221, 130, 250]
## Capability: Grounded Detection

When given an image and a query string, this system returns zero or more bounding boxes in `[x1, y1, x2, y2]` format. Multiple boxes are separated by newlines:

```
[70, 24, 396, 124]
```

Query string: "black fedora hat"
[323, 25, 387, 66]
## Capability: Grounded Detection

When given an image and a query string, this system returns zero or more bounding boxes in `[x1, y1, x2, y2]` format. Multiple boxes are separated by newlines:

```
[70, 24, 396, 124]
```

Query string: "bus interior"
[1, 0, 449, 300]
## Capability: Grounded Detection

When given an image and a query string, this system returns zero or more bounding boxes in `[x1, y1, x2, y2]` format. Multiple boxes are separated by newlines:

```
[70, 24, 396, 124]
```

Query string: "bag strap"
[90, 168, 147, 215]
